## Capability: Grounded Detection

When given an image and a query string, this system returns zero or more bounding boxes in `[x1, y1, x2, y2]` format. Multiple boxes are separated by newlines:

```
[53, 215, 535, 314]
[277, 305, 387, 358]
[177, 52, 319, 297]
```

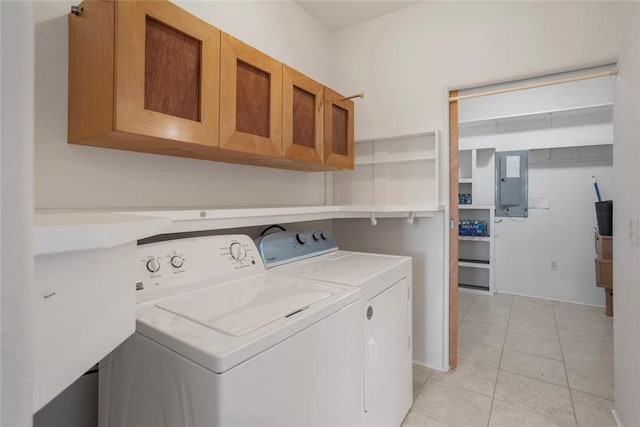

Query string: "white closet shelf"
[459, 204, 494, 210]
[458, 102, 613, 126]
[118, 205, 444, 234]
[459, 178, 473, 184]
[459, 261, 491, 269]
[354, 155, 436, 166]
[459, 236, 490, 242]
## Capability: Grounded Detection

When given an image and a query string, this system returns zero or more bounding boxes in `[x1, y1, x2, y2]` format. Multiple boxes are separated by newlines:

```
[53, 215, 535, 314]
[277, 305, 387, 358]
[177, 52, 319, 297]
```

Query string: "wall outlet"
[550, 260, 558, 271]
[629, 216, 639, 246]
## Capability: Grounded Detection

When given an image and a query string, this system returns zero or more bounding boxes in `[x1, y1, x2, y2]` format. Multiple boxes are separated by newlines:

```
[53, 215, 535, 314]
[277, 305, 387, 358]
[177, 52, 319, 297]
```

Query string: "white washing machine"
[99, 234, 363, 427]
[256, 229, 413, 427]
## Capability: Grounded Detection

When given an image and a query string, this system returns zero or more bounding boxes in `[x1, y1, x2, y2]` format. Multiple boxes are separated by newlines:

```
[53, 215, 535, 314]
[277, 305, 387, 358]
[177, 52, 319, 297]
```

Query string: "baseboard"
[612, 408, 625, 427]
[412, 361, 447, 373]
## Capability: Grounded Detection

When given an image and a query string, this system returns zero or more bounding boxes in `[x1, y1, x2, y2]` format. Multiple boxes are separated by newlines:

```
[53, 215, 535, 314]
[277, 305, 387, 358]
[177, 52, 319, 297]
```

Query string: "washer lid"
[275, 251, 409, 287]
[155, 274, 332, 337]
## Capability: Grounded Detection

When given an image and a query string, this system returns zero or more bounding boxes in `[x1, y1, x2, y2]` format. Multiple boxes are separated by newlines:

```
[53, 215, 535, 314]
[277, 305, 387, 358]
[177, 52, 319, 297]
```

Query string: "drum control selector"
[146, 258, 160, 273]
[321, 231, 329, 240]
[229, 242, 247, 260]
[312, 232, 321, 241]
[296, 233, 307, 245]
[170, 255, 184, 269]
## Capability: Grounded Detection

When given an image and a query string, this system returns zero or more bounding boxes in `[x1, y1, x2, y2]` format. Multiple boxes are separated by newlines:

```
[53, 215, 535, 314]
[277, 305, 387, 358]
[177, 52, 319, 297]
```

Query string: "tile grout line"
[487, 293, 513, 427]
[553, 302, 579, 425]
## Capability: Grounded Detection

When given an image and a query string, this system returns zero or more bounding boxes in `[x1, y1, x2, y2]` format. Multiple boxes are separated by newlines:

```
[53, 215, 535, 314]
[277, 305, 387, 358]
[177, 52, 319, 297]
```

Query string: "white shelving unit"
[458, 205, 495, 294]
[458, 148, 496, 294]
[334, 131, 442, 212]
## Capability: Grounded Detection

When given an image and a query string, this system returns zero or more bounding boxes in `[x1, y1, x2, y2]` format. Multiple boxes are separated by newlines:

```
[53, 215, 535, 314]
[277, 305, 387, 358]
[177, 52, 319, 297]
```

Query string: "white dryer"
[99, 234, 363, 427]
[256, 229, 413, 427]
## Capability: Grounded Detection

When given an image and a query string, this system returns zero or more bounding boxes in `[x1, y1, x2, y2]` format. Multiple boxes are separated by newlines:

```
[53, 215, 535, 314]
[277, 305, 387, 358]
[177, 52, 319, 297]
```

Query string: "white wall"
[494, 150, 613, 306]
[1, 2, 35, 426]
[333, 2, 632, 139]
[331, 1, 632, 370]
[613, 3, 640, 426]
[33, 1, 340, 210]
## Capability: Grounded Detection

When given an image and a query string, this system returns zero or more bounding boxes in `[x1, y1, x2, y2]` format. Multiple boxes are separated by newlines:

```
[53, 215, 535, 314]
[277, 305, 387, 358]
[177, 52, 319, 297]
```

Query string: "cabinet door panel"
[324, 88, 354, 170]
[282, 66, 323, 164]
[144, 17, 201, 122]
[236, 60, 271, 138]
[331, 104, 349, 156]
[220, 33, 282, 157]
[115, 1, 219, 146]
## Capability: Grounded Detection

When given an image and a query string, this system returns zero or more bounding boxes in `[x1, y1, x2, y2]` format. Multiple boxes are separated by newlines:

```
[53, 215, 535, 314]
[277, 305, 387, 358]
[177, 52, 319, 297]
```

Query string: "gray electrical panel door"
[495, 150, 528, 218]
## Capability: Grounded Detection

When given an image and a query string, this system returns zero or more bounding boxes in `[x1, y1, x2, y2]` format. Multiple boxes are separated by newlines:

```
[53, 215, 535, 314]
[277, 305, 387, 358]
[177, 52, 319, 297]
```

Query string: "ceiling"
[296, 1, 419, 31]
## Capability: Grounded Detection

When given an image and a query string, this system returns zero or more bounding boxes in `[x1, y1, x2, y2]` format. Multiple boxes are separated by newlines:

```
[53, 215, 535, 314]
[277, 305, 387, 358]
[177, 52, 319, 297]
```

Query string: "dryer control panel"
[136, 234, 264, 303]
[255, 229, 338, 268]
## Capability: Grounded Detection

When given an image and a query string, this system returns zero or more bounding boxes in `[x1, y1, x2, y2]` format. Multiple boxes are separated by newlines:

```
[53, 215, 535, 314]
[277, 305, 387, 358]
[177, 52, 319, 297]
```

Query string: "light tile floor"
[404, 292, 616, 427]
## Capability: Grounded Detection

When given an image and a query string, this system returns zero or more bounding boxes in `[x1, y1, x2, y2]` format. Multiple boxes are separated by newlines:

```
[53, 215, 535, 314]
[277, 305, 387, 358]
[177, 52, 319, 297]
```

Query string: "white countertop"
[34, 212, 172, 255]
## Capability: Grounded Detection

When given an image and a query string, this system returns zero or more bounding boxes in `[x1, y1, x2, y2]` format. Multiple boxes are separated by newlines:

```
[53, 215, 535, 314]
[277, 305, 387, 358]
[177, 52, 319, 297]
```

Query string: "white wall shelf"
[119, 204, 443, 234]
[334, 131, 442, 209]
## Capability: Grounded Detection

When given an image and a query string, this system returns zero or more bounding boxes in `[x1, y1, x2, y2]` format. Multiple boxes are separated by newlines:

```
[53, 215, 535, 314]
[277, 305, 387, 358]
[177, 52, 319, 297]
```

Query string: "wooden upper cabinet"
[282, 66, 324, 167]
[68, 0, 220, 156]
[324, 88, 355, 170]
[220, 33, 283, 157]
[68, 0, 355, 171]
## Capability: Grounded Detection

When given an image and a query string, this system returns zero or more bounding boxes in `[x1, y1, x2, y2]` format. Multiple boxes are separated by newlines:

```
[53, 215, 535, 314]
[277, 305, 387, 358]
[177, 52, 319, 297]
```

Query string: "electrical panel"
[495, 150, 528, 218]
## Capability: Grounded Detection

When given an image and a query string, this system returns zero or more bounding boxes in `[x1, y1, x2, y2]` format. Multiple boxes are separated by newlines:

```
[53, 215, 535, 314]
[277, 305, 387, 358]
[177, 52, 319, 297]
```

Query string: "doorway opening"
[448, 66, 617, 368]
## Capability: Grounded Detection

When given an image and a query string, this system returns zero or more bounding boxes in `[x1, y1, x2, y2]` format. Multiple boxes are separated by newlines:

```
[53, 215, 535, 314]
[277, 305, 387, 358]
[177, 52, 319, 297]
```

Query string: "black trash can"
[595, 201, 613, 236]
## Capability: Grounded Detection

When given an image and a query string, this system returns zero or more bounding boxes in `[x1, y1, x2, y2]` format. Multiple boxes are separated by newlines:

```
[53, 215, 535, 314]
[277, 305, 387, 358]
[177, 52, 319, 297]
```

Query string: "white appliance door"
[364, 277, 412, 426]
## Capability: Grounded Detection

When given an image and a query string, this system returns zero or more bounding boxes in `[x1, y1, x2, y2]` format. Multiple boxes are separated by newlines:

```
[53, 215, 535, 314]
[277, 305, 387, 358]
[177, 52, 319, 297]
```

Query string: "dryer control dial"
[296, 233, 307, 245]
[229, 242, 247, 260]
[146, 258, 160, 273]
[170, 255, 184, 269]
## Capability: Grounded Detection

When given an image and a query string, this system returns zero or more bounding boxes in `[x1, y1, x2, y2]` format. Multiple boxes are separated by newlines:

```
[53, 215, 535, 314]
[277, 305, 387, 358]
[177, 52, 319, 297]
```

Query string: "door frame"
[448, 90, 459, 369]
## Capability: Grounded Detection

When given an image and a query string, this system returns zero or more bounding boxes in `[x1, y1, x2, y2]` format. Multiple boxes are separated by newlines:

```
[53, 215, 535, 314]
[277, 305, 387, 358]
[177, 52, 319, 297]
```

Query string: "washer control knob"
[170, 255, 184, 269]
[296, 233, 307, 245]
[229, 242, 247, 260]
[312, 232, 321, 241]
[146, 258, 160, 273]
[320, 231, 329, 240]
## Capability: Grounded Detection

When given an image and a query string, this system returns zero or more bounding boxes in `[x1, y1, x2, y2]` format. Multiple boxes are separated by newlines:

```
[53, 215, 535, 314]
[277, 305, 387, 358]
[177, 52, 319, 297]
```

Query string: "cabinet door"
[282, 66, 324, 165]
[115, 1, 220, 146]
[324, 88, 354, 170]
[220, 33, 282, 157]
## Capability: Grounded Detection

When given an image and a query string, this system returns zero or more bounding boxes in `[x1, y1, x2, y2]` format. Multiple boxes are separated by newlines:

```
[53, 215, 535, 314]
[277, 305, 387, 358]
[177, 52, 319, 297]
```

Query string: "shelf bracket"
[406, 211, 415, 224]
[370, 212, 377, 226]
